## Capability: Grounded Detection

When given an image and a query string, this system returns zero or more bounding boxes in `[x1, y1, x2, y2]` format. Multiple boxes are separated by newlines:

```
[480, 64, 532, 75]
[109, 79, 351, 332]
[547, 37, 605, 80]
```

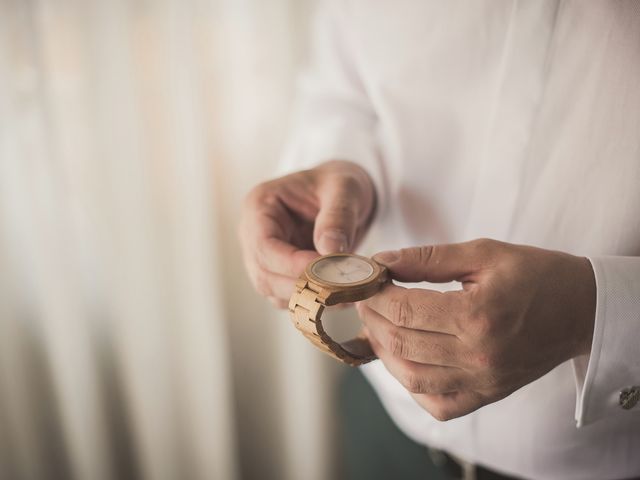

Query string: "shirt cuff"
[574, 256, 640, 426]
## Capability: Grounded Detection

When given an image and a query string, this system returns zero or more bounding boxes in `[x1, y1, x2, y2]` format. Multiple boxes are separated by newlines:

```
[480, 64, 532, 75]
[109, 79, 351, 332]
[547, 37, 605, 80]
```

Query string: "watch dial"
[311, 256, 374, 284]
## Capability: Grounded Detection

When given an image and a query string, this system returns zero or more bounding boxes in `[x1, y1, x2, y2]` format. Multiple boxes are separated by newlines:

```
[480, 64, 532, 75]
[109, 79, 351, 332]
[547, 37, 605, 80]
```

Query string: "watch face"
[310, 255, 375, 285]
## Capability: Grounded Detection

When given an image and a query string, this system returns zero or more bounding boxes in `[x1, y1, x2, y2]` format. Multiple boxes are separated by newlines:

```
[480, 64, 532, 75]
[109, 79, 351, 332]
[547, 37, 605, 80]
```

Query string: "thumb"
[372, 239, 495, 283]
[313, 181, 361, 255]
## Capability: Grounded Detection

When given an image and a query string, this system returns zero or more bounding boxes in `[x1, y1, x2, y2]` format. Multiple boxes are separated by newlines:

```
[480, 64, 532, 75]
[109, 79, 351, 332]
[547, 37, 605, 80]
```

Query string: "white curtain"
[0, 1, 348, 479]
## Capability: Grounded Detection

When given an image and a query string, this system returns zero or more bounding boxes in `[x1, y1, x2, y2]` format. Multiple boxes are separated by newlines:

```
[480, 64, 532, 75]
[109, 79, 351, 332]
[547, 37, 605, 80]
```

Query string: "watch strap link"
[288, 281, 376, 367]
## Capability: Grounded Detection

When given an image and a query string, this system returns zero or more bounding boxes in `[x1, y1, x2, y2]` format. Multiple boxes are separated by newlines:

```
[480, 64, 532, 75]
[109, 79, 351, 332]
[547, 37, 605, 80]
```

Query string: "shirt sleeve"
[278, 0, 388, 216]
[574, 256, 640, 426]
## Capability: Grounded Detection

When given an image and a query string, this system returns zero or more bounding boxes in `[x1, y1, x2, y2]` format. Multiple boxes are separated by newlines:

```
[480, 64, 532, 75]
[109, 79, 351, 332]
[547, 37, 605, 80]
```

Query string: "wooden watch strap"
[288, 285, 376, 367]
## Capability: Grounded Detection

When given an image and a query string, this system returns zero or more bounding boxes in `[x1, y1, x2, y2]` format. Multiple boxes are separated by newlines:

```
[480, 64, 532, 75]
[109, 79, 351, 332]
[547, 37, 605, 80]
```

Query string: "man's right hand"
[239, 160, 376, 308]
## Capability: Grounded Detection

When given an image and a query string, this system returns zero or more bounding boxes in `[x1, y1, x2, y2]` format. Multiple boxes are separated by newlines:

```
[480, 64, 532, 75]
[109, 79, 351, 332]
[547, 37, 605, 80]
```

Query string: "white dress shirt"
[280, 1, 640, 478]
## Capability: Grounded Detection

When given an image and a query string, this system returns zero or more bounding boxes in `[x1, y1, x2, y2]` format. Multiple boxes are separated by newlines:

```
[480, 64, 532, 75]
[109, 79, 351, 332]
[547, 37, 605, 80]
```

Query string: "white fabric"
[282, 1, 640, 479]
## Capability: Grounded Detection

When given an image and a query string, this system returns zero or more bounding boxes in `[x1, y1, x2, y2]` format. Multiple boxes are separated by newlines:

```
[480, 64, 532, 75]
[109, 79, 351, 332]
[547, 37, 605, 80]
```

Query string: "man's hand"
[239, 160, 376, 308]
[357, 239, 596, 421]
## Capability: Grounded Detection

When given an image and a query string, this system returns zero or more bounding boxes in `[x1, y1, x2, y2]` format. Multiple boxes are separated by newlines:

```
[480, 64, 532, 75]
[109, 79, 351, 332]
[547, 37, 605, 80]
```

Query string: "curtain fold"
[0, 0, 348, 479]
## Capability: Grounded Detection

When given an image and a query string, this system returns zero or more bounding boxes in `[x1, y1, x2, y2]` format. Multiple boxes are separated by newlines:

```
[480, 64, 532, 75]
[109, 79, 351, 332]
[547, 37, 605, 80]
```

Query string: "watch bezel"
[305, 253, 383, 289]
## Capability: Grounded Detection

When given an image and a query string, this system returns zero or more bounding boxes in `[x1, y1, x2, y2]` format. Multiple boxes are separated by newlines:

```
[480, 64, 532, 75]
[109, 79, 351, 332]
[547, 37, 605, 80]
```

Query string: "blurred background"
[0, 0, 358, 479]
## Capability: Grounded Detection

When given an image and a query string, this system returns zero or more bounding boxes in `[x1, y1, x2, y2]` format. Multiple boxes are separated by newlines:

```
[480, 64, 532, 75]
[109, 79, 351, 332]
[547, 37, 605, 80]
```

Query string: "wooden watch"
[288, 253, 389, 366]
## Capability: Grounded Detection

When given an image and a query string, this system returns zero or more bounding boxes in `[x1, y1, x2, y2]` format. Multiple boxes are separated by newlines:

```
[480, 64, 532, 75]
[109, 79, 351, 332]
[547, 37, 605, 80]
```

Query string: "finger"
[248, 266, 298, 300]
[412, 390, 485, 422]
[362, 284, 464, 335]
[372, 238, 501, 283]
[268, 297, 289, 309]
[255, 237, 318, 278]
[357, 304, 467, 367]
[241, 190, 297, 242]
[369, 335, 466, 395]
[313, 178, 364, 255]
[240, 196, 318, 276]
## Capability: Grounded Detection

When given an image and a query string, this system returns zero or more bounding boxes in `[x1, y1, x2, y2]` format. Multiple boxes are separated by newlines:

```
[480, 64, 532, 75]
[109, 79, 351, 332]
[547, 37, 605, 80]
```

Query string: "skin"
[239, 161, 597, 421]
[238, 160, 376, 308]
[358, 240, 596, 421]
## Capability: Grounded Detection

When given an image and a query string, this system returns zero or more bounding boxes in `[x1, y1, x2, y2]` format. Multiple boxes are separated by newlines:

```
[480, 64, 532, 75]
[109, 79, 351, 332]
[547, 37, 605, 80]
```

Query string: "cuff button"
[619, 386, 640, 410]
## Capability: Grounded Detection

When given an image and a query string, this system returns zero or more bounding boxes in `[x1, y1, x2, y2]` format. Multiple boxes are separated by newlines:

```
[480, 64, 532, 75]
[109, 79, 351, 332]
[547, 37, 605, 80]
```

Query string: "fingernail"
[318, 230, 349, 254]
[373, 250, 399, 265]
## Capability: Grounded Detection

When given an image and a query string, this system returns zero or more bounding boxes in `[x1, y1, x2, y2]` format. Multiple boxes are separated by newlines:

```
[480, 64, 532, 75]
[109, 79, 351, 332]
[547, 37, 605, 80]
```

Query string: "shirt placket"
[463, 0, 561, 241]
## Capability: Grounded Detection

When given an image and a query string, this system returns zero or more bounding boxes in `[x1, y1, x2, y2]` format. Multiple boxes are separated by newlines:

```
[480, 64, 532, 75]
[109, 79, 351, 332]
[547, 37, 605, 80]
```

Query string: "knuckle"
[254, 248, 269, 271]
[401, 371, 425, 394]
[245, 182, 270, 206]
[431, 376, 461, 395]
[296, 168, 316, 184]
[253, 244, 286, 275]
[387, 328, 409, 358]
[245, 185, 282, 220]
[417, 245, 435, 265]
[253, 269, 272, 297]
[338, 173, 362, 192]
[473, 352, 493, 369]
[329, 168, 369, 199]
[472, 237, 495, 250]
[388, 293, 413, 328]
[469, 238, 501, 259]
[326, 199, 355, 219]
[398, 245, 434, 265]
[256, 283, 271, 297]
[430, 405, 455, 422]
[473, 349, 501, 370]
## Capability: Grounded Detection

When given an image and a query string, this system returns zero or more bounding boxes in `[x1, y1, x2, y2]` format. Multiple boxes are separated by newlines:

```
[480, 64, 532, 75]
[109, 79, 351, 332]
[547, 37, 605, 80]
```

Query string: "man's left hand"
[357, 238, 596, 421]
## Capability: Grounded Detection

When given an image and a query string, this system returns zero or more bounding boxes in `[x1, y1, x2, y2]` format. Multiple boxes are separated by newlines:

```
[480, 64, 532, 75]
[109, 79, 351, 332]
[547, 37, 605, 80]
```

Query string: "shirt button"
[619, 386, 640, 410]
